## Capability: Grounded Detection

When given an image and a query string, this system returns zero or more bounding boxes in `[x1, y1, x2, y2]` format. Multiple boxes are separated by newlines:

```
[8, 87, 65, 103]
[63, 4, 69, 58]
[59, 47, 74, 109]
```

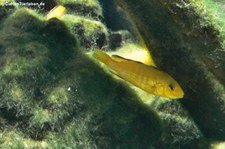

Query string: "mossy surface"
[62, 15, 108, 50]
[192, 0, 225, 47]
[0, 0, 224, 148]
[0, 7, 162, 148]
[57, 0, 103, 20]
[117, 0, 225, 143]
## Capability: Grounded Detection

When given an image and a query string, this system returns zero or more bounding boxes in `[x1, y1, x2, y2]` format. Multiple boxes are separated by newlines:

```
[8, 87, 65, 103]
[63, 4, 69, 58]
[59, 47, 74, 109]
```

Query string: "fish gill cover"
[0, 0, 224, 149]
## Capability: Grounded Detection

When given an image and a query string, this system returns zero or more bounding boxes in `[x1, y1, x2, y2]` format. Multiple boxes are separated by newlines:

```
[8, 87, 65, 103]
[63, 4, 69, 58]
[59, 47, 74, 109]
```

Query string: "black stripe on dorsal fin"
[111, 54, 151, 65]
[111, 54, 146, 64]
[111, 55, 131, 62]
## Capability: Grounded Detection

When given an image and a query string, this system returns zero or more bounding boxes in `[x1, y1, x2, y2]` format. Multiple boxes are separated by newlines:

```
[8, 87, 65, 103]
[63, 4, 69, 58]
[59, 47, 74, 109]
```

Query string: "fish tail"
[46, 5, 66, 20]
[93, 50, 113, 65]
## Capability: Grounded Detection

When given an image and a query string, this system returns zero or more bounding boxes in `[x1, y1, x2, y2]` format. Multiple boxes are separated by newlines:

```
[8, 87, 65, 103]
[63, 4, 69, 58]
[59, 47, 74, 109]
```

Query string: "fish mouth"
[170, 88, 184, 99]
[173, 83, 184, 99]
[177, 93, 184, 99]
[175, 89, 184, 99]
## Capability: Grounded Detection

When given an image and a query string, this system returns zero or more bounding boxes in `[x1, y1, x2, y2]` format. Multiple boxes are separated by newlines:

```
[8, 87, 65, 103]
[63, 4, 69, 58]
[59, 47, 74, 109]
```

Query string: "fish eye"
[169, 83, 174, 91]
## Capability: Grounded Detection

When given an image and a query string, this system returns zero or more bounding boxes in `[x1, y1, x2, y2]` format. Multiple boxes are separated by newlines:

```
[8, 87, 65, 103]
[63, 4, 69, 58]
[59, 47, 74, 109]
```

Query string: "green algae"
[7, 81, 25, 103]
[55, 0, 106, 50]
[0, 129, 48, 148]
[45, 120, 96, 149]
[62, 15, 108, 50]
[56, 0, 103, 20]
[63, 15, 107, 35]
[48, 87, 69, 104]
[0, 7, 162, 148]
[57, 0, 101, 9]
[117, 0, 225, 143]
[0, 0, 224, 148]
[192, 0, 225, 47]
[0, 0, 15, 6]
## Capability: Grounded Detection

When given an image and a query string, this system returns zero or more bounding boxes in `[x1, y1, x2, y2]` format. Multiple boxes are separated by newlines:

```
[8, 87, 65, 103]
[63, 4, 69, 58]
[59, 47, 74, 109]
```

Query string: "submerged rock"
[108, 30, 134, 50]
[62, 15, 108, 50]
[0, 0, 224, 148]
[117, 0, 225, 142]
[0, 1, 15, 22]
[57, 0, 103, 20]
[0, 8, 162, 148]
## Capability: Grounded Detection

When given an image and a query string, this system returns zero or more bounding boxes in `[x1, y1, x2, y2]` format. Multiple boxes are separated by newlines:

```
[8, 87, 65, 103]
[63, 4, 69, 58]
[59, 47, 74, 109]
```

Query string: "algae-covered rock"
[0, 0, 15, 23]
[57, 0, 103, 20]
[117, 0, 225, 142]
[0, 0, 224, 148]
[0, 7, 162, 148]
[41, 0, 109, 51]
[108, 30, 134, 50]
[62, 15, 108, 50]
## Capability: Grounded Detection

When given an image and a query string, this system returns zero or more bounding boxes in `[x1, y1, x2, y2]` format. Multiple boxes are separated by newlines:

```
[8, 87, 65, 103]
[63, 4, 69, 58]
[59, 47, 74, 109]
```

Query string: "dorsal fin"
[112, 55, 147, 65]
[111, 55, 132, 62]
[111, 54, 162, 71]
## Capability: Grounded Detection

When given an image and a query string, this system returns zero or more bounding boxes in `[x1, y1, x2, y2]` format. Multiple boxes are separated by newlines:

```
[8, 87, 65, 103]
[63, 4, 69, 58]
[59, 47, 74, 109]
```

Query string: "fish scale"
[113, 60, 156, 92]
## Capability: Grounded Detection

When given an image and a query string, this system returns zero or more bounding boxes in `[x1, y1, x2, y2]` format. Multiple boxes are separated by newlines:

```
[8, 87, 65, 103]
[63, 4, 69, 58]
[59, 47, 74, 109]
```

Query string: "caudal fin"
[93, 50, 112, 65]
[46, 5, 66, 20]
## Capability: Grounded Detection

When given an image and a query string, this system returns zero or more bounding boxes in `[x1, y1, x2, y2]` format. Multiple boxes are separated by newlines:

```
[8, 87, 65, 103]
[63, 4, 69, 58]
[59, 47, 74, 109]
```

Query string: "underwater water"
[0, 0, 224, 148]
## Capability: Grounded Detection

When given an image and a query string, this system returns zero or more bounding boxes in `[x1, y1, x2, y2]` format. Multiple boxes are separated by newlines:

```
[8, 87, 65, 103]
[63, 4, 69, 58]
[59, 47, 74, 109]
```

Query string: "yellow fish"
[46, 5, 66, 20]
[93, 50, 184, 99]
